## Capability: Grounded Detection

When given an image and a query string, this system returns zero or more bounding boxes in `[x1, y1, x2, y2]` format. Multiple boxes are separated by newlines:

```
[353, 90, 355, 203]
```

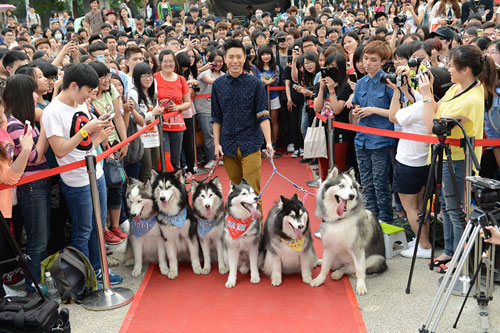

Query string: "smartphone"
[159, 99, 173, 108]
[348, 73, 358, 83]
[24, 120, 31, 135]
[320, 67, 328, 79]
[96, 54, 106, 64]
[294, 45, 300, 52]
[100, 112, 115, 121]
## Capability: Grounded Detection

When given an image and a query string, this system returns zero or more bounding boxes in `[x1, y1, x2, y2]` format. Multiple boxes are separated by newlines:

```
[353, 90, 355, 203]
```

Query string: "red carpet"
[120, 156, 366, 333]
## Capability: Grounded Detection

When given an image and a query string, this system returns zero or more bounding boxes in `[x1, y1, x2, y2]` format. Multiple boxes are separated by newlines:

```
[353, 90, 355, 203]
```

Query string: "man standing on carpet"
[211, 38, 274, 204]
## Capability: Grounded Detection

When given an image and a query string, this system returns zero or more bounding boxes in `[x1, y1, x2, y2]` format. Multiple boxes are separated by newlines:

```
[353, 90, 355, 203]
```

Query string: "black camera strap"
[441, 80, 479, 103]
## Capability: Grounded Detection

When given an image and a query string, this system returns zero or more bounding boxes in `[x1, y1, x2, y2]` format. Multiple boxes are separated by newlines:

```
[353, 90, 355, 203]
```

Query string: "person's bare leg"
[399, 188, 431, 249]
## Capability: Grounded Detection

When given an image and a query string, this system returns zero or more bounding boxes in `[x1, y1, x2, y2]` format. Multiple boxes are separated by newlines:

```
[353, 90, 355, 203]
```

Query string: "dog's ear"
[240, 178, 249, 185]
[211, 176, 223, 193]
[145, 180, 152, 193]
[174, 169, 184, 183]
[191, 179, 199, 194]
[150, 169, 158, 184]
[292, 193, 299, 201]
[230, 181, 236, 190]
[278, 195, 285, 209]
[348, 167, 356, 179]
[328, 167, 339, 179]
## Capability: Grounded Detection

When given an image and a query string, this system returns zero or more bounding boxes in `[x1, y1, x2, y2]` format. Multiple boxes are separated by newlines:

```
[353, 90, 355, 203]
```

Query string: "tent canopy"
[213, 0, 288, 18]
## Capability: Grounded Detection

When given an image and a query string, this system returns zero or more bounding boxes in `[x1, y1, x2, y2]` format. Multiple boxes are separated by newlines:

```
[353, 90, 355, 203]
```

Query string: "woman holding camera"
[429, 0, 461, 28]
[422, 45, 495, 272]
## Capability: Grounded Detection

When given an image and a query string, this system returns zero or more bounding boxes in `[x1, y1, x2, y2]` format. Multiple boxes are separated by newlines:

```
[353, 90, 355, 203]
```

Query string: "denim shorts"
[393, 160, 429, 194]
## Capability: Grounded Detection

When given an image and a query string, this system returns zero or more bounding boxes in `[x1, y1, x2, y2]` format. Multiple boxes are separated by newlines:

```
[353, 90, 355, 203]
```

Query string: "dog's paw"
[331, 270, 344, 280]
[315, 258, 323, 267]
[225, 278, 236, 288]
[310, 277, 324, 287]
[107, 257, 119, 267]
[356, 281, 367, 295]
[167, 268, 178, 279]
[219, 265, 229, 274]
[159, 264, 169, 276]
[201, 266, 211, 274]
[250, 274, 260, 284]
[302, 273, 312, 284]
[271, 273, 282, 287]
[192, 264, 203, 275]
[131, 267, 142, 277]
[124, 258, 135, 267]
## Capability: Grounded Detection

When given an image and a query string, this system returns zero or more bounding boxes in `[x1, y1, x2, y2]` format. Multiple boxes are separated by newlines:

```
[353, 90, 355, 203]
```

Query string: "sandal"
[436, 263, 456, 274]
[428, 257, 452, 268]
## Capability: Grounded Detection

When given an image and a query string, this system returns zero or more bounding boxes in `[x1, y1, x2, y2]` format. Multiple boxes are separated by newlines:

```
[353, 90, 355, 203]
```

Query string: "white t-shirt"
[42, 98, 104, 187]
[404, 4, 426, 33]
[129, 88, 160, 148]
[395, 93, 430, 167]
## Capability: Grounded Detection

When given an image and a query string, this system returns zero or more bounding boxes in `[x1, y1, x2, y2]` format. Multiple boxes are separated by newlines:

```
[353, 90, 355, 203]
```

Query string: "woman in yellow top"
[422, 45, 496, 273]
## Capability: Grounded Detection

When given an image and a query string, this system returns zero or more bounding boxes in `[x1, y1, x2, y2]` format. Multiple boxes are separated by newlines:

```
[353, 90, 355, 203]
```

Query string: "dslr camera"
[432, 118, 458, 137]
[394, 15, 408, 27]
[380, 73, 407, 86]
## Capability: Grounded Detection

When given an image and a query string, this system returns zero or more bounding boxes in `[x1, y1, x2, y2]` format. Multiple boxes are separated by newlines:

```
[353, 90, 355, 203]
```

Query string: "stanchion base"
[438, 275, 470, 297]
[82, 287, 134, 311]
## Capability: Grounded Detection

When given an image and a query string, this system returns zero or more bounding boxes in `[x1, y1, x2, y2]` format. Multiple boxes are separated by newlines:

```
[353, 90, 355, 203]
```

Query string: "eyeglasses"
[141, 74, 154, 80]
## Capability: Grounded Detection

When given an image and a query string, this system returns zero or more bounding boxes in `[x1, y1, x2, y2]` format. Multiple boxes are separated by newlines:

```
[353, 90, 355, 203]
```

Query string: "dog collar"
[157, 207, 187, 228]
[280, 237, 305, 252]
[226, 214, 252, 239]
[198, 218, 217, 237]
[132, 216, 157, 238]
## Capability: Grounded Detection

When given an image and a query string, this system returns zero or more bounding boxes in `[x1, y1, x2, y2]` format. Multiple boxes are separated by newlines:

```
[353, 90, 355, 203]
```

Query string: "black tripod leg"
[0, 212, 45, 300]
[406, 143, 439, 294]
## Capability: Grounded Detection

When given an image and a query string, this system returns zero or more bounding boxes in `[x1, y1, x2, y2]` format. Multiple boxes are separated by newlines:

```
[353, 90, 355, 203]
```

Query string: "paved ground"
[65, 248, 500, 333]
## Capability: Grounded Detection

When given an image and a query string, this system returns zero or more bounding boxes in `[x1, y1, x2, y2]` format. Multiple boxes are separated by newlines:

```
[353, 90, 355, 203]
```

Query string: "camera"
[447, 19, 453, 25]
[432, 118, 458, 137]
[193, 85, 200, 92]
[320, 67, 338, 81]
[467, 176, 500, 210]
[380, 73, 406, 86]
[277, 37, 286, 43]
[408, 57, 423, 68]
[394, 15, 408, 27]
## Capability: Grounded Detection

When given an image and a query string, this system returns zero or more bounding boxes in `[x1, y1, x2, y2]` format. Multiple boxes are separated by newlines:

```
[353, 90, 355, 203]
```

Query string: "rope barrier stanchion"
[81, 154, 134, 311]
[157, 115, 166, 172]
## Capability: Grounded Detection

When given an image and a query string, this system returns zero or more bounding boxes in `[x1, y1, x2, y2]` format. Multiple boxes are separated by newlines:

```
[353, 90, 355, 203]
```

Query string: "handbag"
[103, 146, 126, 188]
[303, 117, 328, 159]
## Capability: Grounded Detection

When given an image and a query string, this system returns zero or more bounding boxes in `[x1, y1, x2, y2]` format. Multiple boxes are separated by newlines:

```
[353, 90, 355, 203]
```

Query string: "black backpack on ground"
[0, 296, 70, 332]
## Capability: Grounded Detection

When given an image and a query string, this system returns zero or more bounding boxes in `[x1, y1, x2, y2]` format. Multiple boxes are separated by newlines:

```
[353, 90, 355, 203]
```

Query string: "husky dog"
[191, 177, 228, 274]
[224, 179, 262, 288]
[261, 194, 316, 286]
[152, 169, 202, 278]
[310, 167, 387, 295]
[125, 178, 169, 277]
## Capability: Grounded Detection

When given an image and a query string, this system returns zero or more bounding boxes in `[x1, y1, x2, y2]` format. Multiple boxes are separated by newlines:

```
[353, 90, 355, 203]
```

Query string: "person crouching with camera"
[422, 45, 496, 273]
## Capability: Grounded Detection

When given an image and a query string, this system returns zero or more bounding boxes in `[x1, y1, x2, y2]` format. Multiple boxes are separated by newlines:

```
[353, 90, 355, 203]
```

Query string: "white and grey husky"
[152, 169, 202, 279]
[191, 177, 228, 274]
[311, 168, 387, 295]
[261, 194, 316, 286]
[125, 178, 169, 277]
[224, 179, 262, 288]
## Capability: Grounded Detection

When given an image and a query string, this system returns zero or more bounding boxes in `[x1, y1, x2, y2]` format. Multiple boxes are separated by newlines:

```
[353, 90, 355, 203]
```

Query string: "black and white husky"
[310, 168, 387, 295]
[261, 194, 316, 286]
[152, 169, 202, 278]
[125, 178, 169, 277]
[224, 179, 262, 288]
[191, 177, 228, 274]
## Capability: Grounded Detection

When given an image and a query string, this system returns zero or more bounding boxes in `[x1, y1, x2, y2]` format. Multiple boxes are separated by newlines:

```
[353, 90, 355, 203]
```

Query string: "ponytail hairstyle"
[449, 45, 496, 108]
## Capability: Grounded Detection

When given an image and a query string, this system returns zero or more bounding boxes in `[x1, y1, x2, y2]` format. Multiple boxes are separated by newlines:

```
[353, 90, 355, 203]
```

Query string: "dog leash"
[186, 155, 223, 193]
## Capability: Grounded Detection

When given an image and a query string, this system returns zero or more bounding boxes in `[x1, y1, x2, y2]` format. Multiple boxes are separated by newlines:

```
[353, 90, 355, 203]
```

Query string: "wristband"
[79, 129, 89, 139]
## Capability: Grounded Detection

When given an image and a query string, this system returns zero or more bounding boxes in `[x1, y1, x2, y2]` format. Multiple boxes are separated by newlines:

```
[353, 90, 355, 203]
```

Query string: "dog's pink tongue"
[247, 204, 261, 219]
[134, 215, 141, 222]
[294, 229, 303, 240]
[337, 199, 346, 217]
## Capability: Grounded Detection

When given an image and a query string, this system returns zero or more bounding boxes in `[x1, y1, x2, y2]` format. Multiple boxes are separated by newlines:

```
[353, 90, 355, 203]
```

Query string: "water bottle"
[45, 272, 61, 304]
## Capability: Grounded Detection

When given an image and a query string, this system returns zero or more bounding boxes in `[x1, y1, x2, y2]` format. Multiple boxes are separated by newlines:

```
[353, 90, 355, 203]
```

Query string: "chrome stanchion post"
[81, 154, 134, 311]
[157, 115, 166, 172]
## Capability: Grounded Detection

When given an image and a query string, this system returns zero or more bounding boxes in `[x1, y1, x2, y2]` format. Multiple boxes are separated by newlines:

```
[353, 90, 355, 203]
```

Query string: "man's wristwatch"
[79, 129, 89, 139]
[423, 98, 433, 103]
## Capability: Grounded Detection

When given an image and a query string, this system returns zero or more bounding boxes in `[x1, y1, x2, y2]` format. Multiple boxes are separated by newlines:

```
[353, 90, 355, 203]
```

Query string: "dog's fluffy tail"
[365, 254, 387, 275]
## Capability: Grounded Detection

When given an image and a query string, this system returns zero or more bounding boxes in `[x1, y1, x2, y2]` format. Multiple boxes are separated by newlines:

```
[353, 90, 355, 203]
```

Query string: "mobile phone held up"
[24, 120, 31, 135]
[159, 99, 174, 109]
[348, 73, 358, 83]
[99, 112, 115, 121]
[320, 67, 339, 81]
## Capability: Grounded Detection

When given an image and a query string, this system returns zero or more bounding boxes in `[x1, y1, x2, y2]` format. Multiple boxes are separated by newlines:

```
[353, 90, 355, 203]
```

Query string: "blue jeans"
[195, 113, 215, 162]
[163, 130, 184, 170]
[60, 176, 107, 270]
[440, 160, 465, 257]
[356, 146, 393, 223]
[17, 178, 51, 292]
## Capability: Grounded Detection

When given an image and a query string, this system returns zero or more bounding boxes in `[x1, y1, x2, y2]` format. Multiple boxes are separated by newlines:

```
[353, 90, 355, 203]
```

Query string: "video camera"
[394, 14, 408, 27]
[467, 176, 500, 211]
[432, 118, 459, 137]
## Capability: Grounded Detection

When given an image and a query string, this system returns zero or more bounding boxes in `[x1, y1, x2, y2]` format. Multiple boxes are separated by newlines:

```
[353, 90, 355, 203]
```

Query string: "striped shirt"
[7, 117, 49, 177]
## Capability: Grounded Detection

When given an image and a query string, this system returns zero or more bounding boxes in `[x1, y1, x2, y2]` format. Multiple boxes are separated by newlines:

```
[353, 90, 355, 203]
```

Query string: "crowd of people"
[0, 0, 500, 298]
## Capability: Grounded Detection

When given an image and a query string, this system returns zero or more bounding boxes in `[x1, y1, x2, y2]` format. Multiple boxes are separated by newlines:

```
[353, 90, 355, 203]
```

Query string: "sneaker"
[193, 167, 208, 175]
[287, 143, 295, 153]
[96, 268, 123, 285]
[104, 230, 124, 244]
[407, 238, 416, 248]
[299, 148, 304, 157]
[308, 158, 318, 165]
[2, 267, 25, 287]
[300, 158, 310, 164]
[401, 244, 432, 259]
[291, 150, 299, 158]
[204, 160, 216, 169]
[110, 226, 128, 240]
[306, 179, 320, 188]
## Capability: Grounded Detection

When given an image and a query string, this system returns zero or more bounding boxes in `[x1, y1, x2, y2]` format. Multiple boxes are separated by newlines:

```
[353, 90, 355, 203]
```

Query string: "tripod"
[405, 136, 465, 294]
[0, 211, 45, 299]
[420, 202, 499, 332]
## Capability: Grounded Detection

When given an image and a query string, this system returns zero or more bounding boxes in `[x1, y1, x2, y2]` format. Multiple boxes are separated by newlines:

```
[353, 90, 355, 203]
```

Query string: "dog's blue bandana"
[132, 217, 156, 239]
[198, 218, 217, 237]
[157, 207, 187, 228]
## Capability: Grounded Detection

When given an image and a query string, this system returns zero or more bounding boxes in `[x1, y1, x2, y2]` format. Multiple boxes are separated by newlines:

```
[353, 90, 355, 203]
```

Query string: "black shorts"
[393, 160, 429, 195]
